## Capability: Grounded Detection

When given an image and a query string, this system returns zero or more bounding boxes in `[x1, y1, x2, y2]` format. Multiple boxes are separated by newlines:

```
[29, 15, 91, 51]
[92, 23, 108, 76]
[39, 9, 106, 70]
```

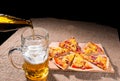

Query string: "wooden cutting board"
[48, 42, 115, 73]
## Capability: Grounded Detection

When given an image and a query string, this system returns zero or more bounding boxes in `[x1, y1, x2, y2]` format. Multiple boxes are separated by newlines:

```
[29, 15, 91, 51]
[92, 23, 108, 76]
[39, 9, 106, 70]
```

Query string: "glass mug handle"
[8, 47, 22, 69]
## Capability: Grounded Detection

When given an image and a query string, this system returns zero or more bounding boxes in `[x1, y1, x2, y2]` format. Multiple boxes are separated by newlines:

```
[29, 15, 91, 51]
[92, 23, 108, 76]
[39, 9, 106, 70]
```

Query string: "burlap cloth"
[0, 18, 120, 81]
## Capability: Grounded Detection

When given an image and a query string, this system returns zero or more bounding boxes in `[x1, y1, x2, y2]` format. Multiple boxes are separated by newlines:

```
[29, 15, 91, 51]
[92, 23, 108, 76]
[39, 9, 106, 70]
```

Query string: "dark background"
[0, 3, 120, 45]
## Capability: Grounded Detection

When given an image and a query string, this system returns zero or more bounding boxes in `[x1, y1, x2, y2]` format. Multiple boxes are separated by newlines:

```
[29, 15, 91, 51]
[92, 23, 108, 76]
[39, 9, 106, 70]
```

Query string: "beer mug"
[8, 27, 49, 81]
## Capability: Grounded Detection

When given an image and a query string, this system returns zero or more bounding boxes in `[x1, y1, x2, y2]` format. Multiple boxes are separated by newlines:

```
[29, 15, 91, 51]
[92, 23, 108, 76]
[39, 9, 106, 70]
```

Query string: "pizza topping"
[71, 54, 92, 70]
[59, 37, 81, 53]
[82, 54, 108, 70]
[54, 56, 68, 70]
[53, 53, 75, 70]
[94, 55, 108, 70]
[49, 47, 69, 60]
[83, 42, 104, 54]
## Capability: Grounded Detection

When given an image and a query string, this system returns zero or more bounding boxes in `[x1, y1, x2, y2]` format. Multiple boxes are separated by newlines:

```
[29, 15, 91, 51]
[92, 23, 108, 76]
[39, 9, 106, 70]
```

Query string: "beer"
[22, 36, 49, 81]
[22, 59, 49, 81]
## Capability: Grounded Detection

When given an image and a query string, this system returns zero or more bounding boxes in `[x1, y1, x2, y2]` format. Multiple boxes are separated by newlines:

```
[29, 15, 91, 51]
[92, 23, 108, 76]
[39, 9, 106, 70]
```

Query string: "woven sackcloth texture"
[0, 18, 120, 81]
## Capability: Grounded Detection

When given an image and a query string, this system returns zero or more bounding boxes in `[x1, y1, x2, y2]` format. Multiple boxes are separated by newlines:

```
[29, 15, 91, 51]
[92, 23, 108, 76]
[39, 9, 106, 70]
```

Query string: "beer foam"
[23, 45, 48, 64]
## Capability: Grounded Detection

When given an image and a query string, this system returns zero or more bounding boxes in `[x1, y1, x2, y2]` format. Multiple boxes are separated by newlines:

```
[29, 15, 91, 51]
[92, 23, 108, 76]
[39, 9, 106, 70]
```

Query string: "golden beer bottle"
[0, 14, 32, 32]
[0, 14, 32, 45]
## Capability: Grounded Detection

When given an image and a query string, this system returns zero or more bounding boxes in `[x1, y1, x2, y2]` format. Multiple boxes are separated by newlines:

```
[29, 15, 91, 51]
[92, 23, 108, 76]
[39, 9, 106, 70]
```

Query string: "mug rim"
[21, 26, 49, 39]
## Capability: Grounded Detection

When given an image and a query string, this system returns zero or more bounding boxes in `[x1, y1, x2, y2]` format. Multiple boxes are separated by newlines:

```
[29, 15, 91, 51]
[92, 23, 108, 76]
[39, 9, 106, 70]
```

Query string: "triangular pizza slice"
[53, 52, 75, 70]
[81, 54, 109, 70]
[70, 53, 93, 70]
[83, 42, 104, 55]
[59, 37, 82, 53]
[69, 53, 104, 71]
[49, 47, 69, 60]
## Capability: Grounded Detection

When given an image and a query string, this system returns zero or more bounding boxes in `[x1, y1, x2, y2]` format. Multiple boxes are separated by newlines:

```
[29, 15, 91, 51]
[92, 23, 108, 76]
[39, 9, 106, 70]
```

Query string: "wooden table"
[0, 18, 120, 81]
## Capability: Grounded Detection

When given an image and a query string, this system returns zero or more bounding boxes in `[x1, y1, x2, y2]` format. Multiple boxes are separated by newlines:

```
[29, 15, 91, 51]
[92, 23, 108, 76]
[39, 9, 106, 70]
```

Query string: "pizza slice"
[53, 53, 75, 70]
[81, 54, 109, 70]
[70, 53, 93, 70]
[49, 47, 69, 60]
[59, 37, 82, 53]
[83, 42, 104, 55]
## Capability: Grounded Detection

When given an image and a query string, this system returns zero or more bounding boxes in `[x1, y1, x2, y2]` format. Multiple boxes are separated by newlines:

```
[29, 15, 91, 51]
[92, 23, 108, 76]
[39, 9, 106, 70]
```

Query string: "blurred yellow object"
[0, 14, 31, 24]
[0, 14, 32, 32]
[0, 16, 14, 23]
